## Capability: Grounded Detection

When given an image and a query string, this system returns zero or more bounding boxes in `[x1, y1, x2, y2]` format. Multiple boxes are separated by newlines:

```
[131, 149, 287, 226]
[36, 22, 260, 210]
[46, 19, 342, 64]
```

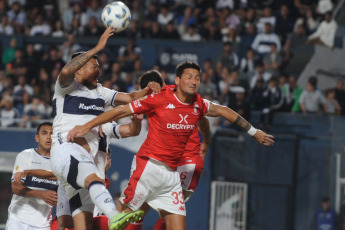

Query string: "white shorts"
[120, 156, 186, 216]
[6, 217, 49, 230]
[51, 142, 98, 216]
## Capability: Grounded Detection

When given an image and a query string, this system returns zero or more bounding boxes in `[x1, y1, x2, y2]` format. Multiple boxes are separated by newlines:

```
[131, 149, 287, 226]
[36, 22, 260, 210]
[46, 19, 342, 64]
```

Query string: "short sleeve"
[11, 151, 30, 183]
[129, 94, 159, 115]
[54, 75, 79, 96]
[99, 86, 118, 106]
[102, 122, 121, 139]
[200, 98, 211, 118]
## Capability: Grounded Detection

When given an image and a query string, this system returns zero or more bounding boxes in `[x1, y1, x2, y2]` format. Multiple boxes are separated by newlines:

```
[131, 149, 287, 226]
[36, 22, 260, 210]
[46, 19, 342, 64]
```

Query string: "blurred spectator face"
[188, 26, 196, 35]
[98, 53, 109, 65]
[184, 7, 193, 17]
[264, 23, 272, 34]
[89, 16, 97, 27]
[279, 75, 287, 87]
[270, 44, 277, 53]
[246, 8, 255, 20]
[90, 0, 99, 10]
[160, 6, 168, 16]
[148, 3, 157, 14]
[167, 23, 175, 32]
[55, 20, 63, 30]
[306, 82, 315, 92]
[221, 67, 230, 79]
[325, 12, 332, 22]
[73, 3, 82, 13]
[152, 21, 160, 33]
[36, 14, 44, 25]
[263, 7, 272, 17]
[15, 49, 24, 59]
[205, 7, 215, 17]
[236, 92, 245, 101]
[3, 96, 13, 110]
[22, 92, 30, 104]
[111, 62, 121, 73]
[10, 38, 17, 48]
[134, 60, 142, 71]
[327, 90, 335, 99]
[224, 43, 233, 53]
[269, 78, 278, 88]
[321, 200, 331, 211]
[201, 72, 208, 83]
[72, 18, 80, 28]
[1, 15, 8, 25]
[246, 23, 255, 35]
[26, 43, 34, 54]
[281, 5, 289, 17]
[336, 79, 344, 90]
[247, 49, 254, 59]
[289, 75, 297, 86]
[103, 80, 112, 89]
[296, 24, 305, 35]
[203, 59, 212, 71]
[49, 48, 59, 60]
[256, 64, 264, 74]
[12, 2, 20, 13]
[18, 76, 25, 86]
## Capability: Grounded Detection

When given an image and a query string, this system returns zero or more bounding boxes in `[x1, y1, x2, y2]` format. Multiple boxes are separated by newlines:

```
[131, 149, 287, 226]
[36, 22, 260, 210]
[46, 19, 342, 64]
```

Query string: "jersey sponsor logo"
[63, 94, 105, 116]
[133, 100, 142, 108]
[31, 161, 42, 164]
[24, 176, 58, 191]
[166, 103, 175, 109]
[179, 114, 188, 124]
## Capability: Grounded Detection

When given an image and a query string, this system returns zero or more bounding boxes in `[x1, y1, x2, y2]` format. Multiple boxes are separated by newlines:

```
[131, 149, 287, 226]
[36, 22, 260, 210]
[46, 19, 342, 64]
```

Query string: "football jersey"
[7, 149, 58, 227]
[51, 77, 117, 158]
[129, 88, 210, 170]
[94, 122, 121, 180]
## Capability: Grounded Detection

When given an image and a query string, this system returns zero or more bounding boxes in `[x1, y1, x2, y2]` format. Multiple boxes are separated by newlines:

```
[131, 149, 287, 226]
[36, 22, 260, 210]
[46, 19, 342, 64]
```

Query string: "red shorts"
[177, 153, 204, 192]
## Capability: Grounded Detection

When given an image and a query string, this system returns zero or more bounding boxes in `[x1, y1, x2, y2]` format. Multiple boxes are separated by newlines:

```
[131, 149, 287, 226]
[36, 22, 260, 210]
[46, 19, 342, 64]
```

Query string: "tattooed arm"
[206, 101, 274, 146]
[59, 26, 115, 87]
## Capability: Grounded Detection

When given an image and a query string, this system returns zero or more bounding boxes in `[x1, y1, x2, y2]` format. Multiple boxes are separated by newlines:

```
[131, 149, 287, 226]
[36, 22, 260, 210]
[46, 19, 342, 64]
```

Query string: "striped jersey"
[7, 149, 58, 227]
[51, 77, 118, 157]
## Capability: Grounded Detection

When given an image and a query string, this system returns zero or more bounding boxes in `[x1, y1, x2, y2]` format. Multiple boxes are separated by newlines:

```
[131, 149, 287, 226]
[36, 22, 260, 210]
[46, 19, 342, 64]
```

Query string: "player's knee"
[84, 174, 104, 189]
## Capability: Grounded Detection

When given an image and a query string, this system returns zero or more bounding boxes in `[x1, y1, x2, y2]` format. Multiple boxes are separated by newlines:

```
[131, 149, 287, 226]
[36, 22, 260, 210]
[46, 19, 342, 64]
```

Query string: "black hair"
[322, 196, 330, 203]
[175, 61, 201, 78]
[308, 76, 317, 88]
[139, 70, 163, 89]
[37, 122, 53, 134]
[71, 51, 98, 60]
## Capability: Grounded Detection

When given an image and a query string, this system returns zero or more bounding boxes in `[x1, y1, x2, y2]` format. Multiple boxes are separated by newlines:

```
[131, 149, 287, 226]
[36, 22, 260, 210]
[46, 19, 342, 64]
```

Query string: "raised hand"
[146, 81, 161, 94]
[96, 26, 116, 51]
[253, 130, 274, 146]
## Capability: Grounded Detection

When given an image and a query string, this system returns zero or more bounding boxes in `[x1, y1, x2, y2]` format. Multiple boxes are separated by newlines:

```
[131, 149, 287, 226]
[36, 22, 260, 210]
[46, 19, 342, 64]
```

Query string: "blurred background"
[0, 0, 345, 229]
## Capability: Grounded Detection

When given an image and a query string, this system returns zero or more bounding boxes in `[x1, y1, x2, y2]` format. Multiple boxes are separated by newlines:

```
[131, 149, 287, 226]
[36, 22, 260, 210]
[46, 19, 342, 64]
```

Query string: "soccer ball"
[101, 1, 131, 32]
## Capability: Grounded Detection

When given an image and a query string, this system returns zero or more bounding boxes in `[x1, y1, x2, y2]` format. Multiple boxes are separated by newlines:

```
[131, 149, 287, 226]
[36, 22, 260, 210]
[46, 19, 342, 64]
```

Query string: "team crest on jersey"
[15, 165, 19, 171]
[192, 103, 199, 115]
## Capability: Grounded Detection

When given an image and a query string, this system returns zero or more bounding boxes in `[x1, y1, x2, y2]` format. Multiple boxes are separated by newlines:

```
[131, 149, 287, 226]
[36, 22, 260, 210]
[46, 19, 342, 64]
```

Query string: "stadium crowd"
[0, 0, 344, 131]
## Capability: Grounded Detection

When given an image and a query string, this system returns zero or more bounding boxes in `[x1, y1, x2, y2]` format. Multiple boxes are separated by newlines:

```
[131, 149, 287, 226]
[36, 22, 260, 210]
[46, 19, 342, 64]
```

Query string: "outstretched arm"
[11, 181, 57, 206]
[67, 104, 133, 141]
[13, 170, 57, 182]
[59, 26, 115, 87]
[207, 102, 274, 146]
[114, 82, 161, 105]
[119, 114, 144, 138]
[198, 117, 210, 159]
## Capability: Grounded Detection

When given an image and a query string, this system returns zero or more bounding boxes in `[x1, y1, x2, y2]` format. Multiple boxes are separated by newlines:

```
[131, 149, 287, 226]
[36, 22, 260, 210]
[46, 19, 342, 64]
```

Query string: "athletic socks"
[88, 181, 119, 219]
[125, 219, 143, 230]
[154, 218, 166, 230]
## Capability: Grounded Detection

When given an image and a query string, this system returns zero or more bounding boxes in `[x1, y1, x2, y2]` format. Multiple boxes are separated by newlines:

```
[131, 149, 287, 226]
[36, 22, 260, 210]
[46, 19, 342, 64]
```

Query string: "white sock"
[89, 182, 119, 219]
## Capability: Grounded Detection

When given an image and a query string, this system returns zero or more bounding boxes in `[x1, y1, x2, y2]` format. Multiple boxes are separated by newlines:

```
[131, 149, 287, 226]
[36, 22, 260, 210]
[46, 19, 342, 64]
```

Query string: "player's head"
[35, 122, 53, 152]
[71, 51, 100, 89]
[175, 61, 201, 96]
[139, 70, 164, 89]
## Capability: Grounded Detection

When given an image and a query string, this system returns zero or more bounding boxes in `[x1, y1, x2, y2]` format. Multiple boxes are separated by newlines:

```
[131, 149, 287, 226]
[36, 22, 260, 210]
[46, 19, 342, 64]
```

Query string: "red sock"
[154, 218, 166, 230]
[125, 219, 143, 230]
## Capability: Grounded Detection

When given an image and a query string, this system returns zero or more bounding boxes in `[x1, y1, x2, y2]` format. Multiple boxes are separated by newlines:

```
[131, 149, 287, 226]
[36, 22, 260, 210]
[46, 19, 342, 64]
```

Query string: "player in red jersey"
[67, 61, 274, 230]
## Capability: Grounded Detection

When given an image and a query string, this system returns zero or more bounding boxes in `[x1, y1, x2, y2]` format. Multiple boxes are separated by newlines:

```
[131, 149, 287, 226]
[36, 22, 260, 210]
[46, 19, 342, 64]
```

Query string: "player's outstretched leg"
[109, 210, 145, 230]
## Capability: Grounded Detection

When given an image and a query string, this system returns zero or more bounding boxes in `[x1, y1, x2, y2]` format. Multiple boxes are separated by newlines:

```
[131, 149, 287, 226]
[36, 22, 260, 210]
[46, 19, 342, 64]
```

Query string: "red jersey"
[129, 88, 209, 170]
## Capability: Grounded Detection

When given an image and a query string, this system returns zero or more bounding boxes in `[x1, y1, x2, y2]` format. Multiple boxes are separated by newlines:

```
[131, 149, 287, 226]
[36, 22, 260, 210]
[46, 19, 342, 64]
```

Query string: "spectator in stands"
[0, 71, 7, 96]
[98, 52, 112, 82]
[216, 41, 239, 75]
[42, 0, 59, 25]
[249, 61, 272, 89]
[6, 48, 27, 84]
[130, 0, 145, 28]
[263, 43, 283, 76]
[203, 22, 222, 41]
[62, 2, 87, 31]
[284, 22, 307, 63]
[162, 21, 180, 40]
[317, 0, 334, 15]
[6, 1, 26, 34]
[281, 75, 303, 113]
[0, 0, 8, 20]
[181, 24, 202, 42]
[21, 96, 46, 127]
[51, 20, 65, 37]
[222, 28, 241, 44]
[311, 196, 339, 230]
[240, 48, 257, 77]
[227, 86, 251, 126]
[131, 59, 144, 86]
[13, 75, 33, 106]
[216, 0, 234, 9]
[118, 37, 142, 72]
[145, 3, 158, 27]
[40, 46, 64, 82]
[157, 4, 174, 26]
[0, 94, 20, 127]
[324, 89, 341, 114]
[299, 76, 328, 114]
[256, 7, 276, 34]
[177, 6, 197, 35]
[334, 79, 345, 115]
[224, 7, 240, 30]
[198, 71, 218, 99]
[145, 21, 164, 39]
[24, 43, 41, 84]
[251, 23, 281, 56]
[68, 17, 84, 37]
[85, 0, 102, 26]
[2, 37, 17, 68]
[242, 8, 257, 31]
[62, 34, 82, 67]
[240, 23, 257, 53]
[29, 14, 51, 36]
[0, 15, 14, 35]
[259, 77, 283, 131]
[109, 73, 127, 93]
[275, 4, 294, 43]
[307, 11, 337, 48]
[83, 16, 102, 37]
